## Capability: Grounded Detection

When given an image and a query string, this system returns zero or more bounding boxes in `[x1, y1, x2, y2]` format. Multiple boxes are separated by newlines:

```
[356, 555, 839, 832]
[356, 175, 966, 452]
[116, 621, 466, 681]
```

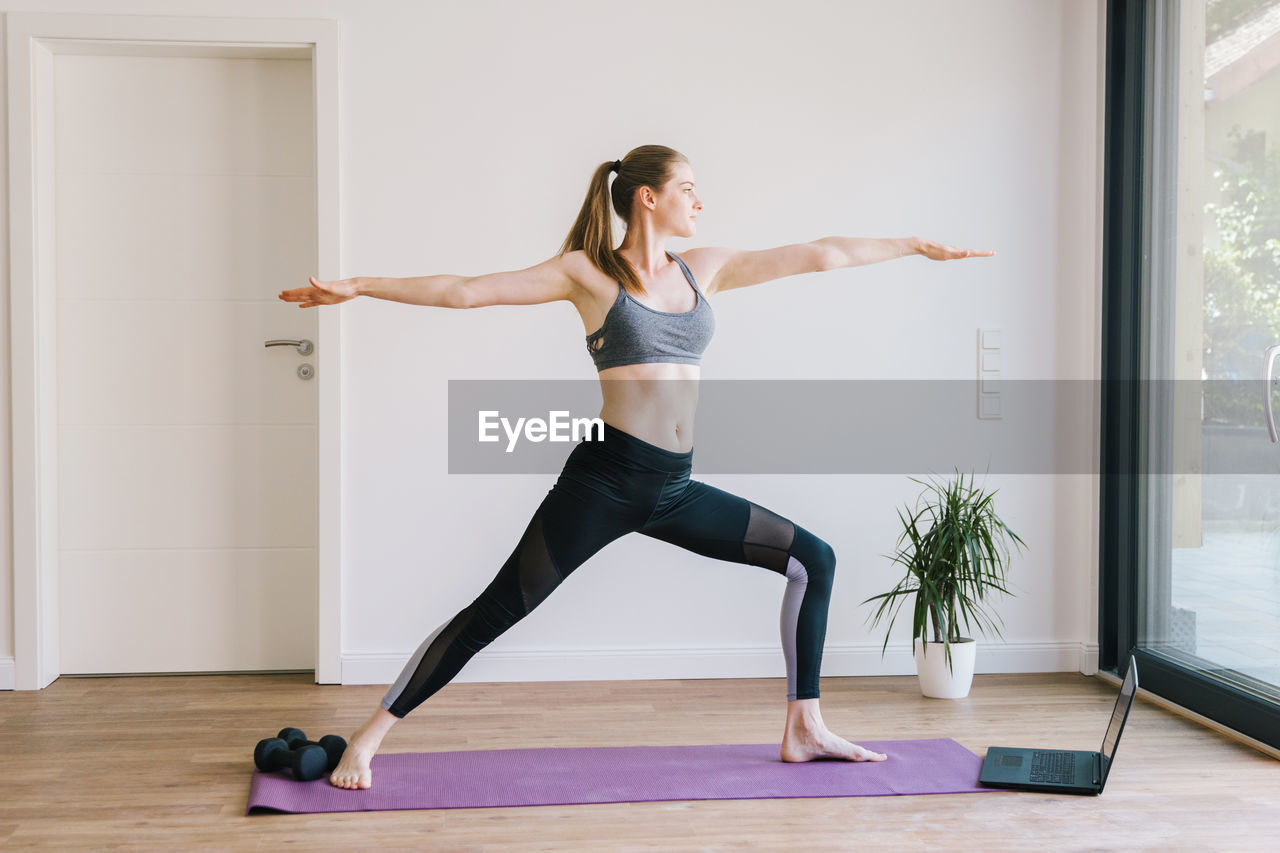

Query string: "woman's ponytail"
[559, 145, 688, 297]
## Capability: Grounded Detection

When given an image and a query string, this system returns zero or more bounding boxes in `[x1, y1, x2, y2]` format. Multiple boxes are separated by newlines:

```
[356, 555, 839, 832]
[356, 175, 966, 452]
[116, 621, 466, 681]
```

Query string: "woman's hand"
[916, 238, 996, 261]
[278, 276, 360, 308]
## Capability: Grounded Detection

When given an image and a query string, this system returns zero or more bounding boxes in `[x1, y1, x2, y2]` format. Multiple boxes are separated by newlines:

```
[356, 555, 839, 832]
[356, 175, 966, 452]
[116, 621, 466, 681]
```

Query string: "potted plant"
[861, 469, 1026, 698]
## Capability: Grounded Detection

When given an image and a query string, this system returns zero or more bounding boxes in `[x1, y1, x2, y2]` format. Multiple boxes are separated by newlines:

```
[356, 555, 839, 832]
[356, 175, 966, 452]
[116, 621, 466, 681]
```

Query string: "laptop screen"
[1100, 657, 1139, 778]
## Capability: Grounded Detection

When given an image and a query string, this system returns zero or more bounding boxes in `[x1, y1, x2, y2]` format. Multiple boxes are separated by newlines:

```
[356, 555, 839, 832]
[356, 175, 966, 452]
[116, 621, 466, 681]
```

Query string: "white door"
[54, 53, 318, 673]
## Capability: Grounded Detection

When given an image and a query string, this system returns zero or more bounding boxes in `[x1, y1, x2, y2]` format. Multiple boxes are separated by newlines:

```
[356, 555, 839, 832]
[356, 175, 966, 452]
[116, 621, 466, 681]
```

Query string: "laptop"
[978, 655, 1138, 795]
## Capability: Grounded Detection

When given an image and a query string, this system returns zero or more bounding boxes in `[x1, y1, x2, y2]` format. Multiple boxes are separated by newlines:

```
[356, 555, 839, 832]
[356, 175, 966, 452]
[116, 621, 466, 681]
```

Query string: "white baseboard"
[0, 657, 14, 690]
[1078, 642, 1100, 675]
[341, 641, 1099, 686]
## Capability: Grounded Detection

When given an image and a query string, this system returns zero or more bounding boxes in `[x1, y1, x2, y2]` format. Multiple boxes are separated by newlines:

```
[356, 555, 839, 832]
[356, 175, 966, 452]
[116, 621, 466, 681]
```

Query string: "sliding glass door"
[1102, 0, 1280, 749]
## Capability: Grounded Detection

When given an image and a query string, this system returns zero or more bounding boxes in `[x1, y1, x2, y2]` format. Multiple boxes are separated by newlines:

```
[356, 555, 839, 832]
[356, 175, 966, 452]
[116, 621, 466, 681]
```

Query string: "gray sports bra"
[585, 250, 716, 371]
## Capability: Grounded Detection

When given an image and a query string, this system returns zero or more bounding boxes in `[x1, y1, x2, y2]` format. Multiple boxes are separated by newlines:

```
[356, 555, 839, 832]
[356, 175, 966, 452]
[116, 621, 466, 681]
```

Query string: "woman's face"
[652, 161, 702, 238]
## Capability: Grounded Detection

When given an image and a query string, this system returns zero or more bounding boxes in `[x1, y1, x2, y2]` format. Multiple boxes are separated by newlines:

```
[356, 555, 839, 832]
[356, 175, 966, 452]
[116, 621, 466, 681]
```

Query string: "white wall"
[0, 0, 1105, 689]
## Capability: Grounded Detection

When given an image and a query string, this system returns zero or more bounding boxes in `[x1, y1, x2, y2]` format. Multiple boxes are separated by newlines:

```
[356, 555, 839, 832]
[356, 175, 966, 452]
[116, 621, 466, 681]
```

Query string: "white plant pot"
[913, 638, 976, 699]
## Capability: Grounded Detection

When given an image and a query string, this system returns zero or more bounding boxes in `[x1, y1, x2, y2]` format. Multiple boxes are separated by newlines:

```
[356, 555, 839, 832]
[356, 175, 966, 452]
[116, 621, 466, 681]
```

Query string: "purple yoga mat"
[246, 738, 1004, 814]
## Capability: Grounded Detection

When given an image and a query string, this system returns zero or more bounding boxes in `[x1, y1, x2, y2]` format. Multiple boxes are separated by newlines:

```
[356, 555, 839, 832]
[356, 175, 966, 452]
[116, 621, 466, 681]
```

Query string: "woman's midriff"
[596, 362, 700, 453]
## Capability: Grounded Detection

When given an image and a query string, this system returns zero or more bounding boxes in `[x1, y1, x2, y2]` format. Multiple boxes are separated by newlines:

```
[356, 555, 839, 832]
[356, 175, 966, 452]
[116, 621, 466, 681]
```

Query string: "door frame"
[8, 13, 343, 688]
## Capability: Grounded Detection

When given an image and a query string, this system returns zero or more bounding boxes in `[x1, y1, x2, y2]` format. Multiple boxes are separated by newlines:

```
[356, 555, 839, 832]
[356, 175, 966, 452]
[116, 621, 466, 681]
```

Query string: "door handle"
[265, 338, 314, 356]
[1266, 345, 1280, 443]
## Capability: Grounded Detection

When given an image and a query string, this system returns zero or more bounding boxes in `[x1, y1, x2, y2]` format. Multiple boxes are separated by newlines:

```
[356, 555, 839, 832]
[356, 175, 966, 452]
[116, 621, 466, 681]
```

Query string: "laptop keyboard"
[1029, 750, 1076, 784]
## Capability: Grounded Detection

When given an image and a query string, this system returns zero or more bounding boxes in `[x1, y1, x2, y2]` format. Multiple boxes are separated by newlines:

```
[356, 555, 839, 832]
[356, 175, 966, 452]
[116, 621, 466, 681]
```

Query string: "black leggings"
[381, 421, 837, 717]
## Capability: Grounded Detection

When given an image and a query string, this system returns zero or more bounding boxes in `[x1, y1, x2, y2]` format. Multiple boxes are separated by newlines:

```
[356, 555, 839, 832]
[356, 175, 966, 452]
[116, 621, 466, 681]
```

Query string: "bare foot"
[329, 706, 398, 789]
[329, 740, 375, 789]
[780, 727, 888, 763]
[780, 698, 887, 763]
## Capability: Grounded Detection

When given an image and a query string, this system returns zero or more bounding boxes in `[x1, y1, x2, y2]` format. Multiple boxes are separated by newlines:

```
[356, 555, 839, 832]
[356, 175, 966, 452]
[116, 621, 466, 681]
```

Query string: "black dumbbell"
[254, 727, 347, 781]
[277, 727, 347, 772]
[254, 735, 327, 781]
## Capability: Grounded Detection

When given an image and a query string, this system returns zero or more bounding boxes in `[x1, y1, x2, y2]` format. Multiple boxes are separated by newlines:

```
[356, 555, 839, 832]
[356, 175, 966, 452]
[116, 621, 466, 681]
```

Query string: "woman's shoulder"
[557, 250, 621, 313]
[668, 246, 730, 295]
[559, 249, 611, 292]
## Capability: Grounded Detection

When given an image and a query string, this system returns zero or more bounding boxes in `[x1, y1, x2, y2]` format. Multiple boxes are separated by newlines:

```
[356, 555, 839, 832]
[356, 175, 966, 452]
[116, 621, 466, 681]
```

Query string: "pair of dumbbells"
[253, 727, 347, 781]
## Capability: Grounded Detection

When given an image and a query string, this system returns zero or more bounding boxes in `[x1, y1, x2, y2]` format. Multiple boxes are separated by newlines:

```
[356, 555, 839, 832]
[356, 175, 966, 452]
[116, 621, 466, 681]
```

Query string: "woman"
[279, 144, 994, 790]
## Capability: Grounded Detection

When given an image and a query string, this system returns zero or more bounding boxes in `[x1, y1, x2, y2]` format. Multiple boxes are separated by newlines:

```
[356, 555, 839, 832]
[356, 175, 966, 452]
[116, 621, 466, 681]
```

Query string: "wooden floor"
[1, 671, 1277, 851]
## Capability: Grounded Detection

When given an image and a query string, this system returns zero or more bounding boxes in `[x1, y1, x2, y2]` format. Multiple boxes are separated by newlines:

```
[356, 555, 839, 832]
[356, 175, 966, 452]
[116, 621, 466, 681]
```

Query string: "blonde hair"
[559, 144, 688, 297]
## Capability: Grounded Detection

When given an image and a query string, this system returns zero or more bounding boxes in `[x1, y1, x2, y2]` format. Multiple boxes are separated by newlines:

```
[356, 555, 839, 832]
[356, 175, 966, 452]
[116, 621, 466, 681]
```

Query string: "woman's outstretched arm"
[279, 254, 580, 309]
[818, 235, 996, 265]
[689, 237, 995, 297]
[277, 273, 465, 308]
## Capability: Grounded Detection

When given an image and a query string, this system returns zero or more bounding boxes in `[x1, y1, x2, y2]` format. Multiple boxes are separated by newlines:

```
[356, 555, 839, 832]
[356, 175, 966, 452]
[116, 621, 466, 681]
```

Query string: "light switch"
[978, 327, 1002, 420]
